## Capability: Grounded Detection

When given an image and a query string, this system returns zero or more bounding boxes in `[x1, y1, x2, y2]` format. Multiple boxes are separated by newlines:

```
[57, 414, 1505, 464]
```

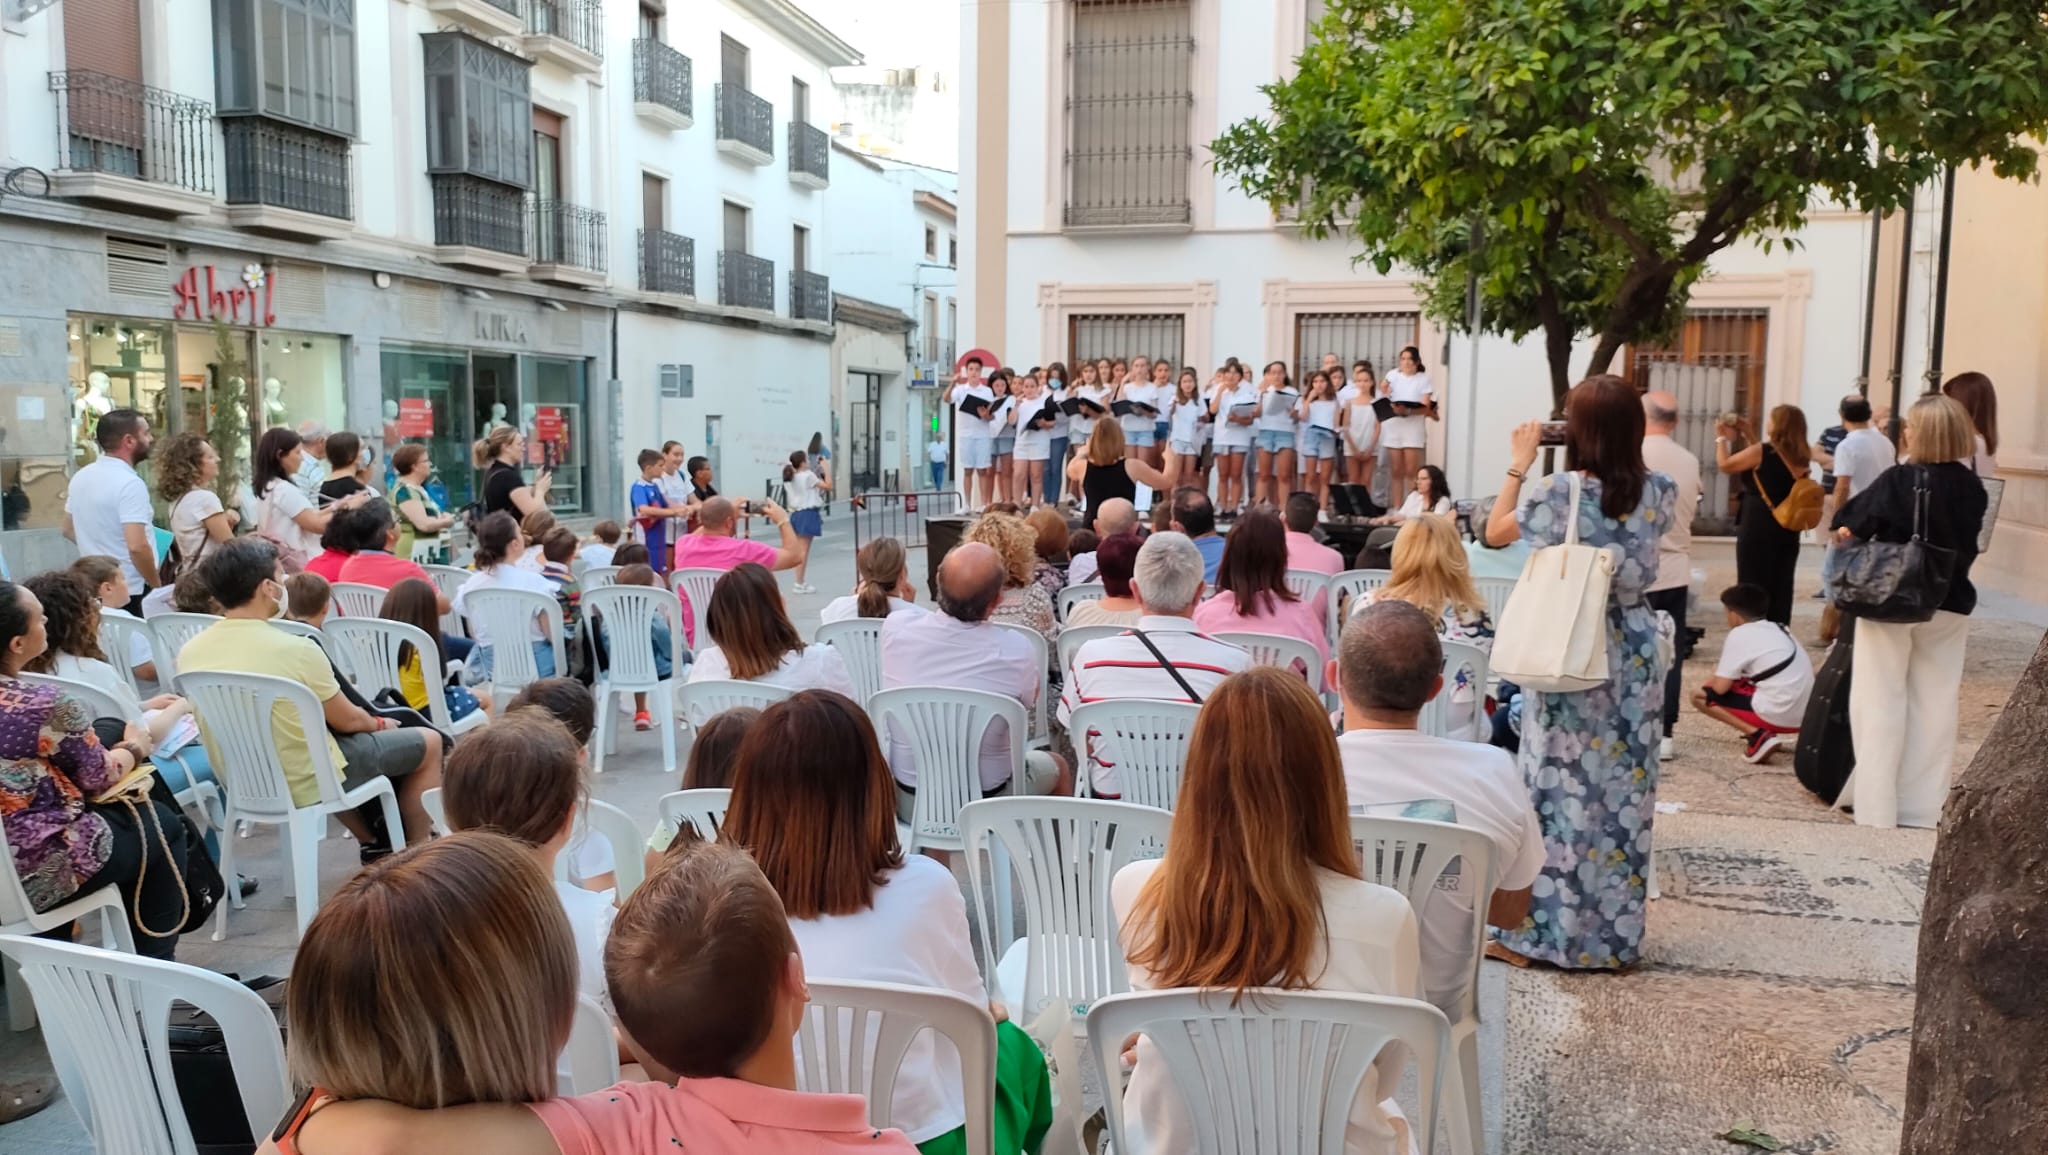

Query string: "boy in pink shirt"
[277, 840, 917, 1155]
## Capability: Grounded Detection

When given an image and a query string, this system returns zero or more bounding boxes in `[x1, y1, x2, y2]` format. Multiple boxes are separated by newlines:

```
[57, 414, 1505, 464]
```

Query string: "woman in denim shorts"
[1253, 360, 1299, 506]
[1298, 368, 1341, 510]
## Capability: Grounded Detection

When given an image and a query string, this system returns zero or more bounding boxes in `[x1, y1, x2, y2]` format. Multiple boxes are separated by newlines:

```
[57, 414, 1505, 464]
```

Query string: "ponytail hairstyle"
[782, 450, 807, 484]
[472, 425, 519, 470]
[854, 537, 908, 619]
[379, 578, 447, 675]
[471, 512, 521, 569]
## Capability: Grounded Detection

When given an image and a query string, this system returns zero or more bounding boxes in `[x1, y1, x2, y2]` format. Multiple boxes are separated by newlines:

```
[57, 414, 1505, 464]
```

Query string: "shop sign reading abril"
[172, 264, 276, 328]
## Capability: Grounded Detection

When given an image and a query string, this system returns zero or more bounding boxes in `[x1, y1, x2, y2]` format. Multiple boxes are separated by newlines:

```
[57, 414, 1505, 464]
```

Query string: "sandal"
[1484, 941, 1534, 968]
[0, 1078, 55, 1125]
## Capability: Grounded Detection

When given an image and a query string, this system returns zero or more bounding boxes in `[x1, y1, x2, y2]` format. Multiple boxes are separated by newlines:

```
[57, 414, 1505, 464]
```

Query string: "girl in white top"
[452, 512, 564, 680]
[1066, 359, 1111, 448]
[818, 536, 929, 626]
[949, 361, 997, 508]
[1298, 368, 1342, 510]
[1380, 346, 1435, 510]
[1114, 667, 1417, 1155]
[684, 560, 856, 698]
[984, 370, 1017, 506]
[782, 450, 825, 593]
[1165, 367, 1206, 493]
[1009, 371, 1056, 510]
[1114, 667, 1420, 1155]
[717, 691, 1046, 1148]
[1209, 360, 1259, 513]
[1343, 359, 1382, 490]
[1254, 360, 1301, 508]
[157, 434, 239, 572]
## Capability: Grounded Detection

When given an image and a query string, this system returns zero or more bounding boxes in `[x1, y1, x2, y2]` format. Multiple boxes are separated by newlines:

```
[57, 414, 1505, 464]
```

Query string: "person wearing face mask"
[1041, 361, 1071, 504]
[176, 537, 444, 857]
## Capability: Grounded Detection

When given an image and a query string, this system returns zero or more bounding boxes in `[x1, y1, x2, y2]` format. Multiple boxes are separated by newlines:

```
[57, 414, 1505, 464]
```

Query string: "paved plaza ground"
[2, 512, 2041, 1155]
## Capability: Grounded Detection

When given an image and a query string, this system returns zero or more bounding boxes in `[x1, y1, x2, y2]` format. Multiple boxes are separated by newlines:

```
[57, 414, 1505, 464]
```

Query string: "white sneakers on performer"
[791, 582, 817, 595]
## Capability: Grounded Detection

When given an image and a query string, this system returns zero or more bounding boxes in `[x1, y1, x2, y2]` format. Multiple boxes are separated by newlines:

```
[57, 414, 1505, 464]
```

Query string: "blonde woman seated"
[1114, 667, 1420, 1155]
[1355, 516, 1495, 741]
[1063, 533, 1145, 629]
[687, 564, 856, 697]
[963, 511, 1060, 648]
[819, 537, 926, 625]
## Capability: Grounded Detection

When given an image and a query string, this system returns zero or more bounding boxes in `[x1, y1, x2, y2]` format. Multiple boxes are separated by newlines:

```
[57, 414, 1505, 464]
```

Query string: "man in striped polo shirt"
[1058, 531, 1250, 797]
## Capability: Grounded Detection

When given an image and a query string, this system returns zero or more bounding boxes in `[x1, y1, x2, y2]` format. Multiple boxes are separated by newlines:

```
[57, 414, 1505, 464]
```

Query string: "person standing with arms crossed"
[1640, 390, 1702, 761]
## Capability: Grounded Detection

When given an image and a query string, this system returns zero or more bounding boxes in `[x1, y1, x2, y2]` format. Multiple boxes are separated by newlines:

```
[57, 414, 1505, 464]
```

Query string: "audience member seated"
[337, 499, 448, 610]
[1113, 666, 1419, 1155]
[168, 571, 219, 617]
[517, 510, 560, 574]
[1025, 508, 1070, 599]
[0, 578, 189, 960]
[819, 537, 926, 625]
[577, 520, 621, 570]
[455, 513, 564, 682]
[685, 564, 854, 697]
[1066, 497, 1139, 586]
[963, 513, 1057, 647]
[881, 542, 1069, 813]
[671, 496, 804, 575]
[71, 555, 156, 683]
[381, 579, 489, 724]
[540, 528, 584, 646]
[719, 690, 1051, 1152]
[1332, 601, 1543, 1015]
[644, 706, 760, 865]
[1168, 488, 1226, 585]
[180, 538, 443, 853]
[1062, 533, 1145, 629]
[1358, 517, 1495, 741]
[600, 564, 683, 731]
[443, 712, 614, 1009]
[285, 572, 332, 629]
[303, 503, 366, 584]
[1691, 582, 1815, 764]
[1058, 533, 1248, 796]
[502, 677, 616, 896]
[279, 835, 921, 1153]
[1191, 506, 1330, 667]
[1282, 490, 1344, 620]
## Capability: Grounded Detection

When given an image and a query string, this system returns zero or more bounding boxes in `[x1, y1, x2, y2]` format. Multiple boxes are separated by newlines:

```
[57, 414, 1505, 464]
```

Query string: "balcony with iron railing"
[788, 120, 829, 189]
[530, 199, 607, 286]
[924, 335, 956, 368]
[632, 39, 693, 130]
[430, 173, 529, 273]
[524, 0, 602, 73]
[714, 83, 773, 165]
[424, 0, 525, 39]
[221, 117, 352, 239]
[790, 270, 830, 322]
[718, 250, 774, 311]
[638, 229, 696, 298]
[48, 70, 214, 216]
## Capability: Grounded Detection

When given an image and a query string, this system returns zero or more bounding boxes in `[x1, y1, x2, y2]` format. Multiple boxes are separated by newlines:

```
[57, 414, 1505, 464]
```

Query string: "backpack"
[1756, 469, 1825, 532]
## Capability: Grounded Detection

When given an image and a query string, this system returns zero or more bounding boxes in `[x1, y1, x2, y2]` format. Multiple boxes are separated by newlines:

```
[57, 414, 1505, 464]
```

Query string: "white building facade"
[960, 0, 1876, 519]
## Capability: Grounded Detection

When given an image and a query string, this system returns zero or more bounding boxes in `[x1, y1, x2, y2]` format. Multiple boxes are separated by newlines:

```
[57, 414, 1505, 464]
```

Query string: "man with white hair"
[293, 421, 331, 497]
[1066, 496, 1140, 586]
[1641, 389, 1701, 760]
[1057, 531, 1250, 797]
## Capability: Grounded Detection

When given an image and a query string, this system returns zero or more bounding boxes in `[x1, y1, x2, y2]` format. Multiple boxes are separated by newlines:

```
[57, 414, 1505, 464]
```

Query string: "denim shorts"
[1257, 428, 1297, 453]
[1125, 427, 1157, 448]
[1301, 427, 1338, 459]
[991, 435, 1016, 456]
[1170, 438, 1198, 456]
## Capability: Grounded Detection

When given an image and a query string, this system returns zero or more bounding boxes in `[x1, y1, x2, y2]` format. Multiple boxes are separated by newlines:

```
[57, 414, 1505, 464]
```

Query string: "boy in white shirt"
[1692, 582, 1816, 763]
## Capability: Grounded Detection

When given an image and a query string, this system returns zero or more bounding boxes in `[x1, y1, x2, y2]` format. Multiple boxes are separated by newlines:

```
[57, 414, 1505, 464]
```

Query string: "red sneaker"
[1743, 729, 1782, 764]
[633, 710, 652, 732]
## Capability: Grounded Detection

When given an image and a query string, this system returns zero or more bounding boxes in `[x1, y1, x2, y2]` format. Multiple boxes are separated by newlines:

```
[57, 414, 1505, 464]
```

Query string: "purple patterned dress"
[0, 678, 118, 913]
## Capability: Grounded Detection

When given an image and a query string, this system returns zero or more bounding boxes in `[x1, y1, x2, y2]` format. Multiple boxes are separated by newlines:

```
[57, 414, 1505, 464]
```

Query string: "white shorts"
[1170, 438, 1198, 456]
[1013, 434, 1052, 462]
[1212, 435, 1251, 455]
[1380, 414, 1427, 450]
[959, 436, 993, 469]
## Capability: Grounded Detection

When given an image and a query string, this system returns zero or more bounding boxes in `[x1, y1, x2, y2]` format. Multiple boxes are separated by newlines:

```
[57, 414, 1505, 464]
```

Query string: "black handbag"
[1823, 467, 1955, 623]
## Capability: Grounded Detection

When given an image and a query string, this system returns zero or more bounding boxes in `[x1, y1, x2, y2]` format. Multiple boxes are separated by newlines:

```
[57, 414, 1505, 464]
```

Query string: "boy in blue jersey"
[629, 449, 678, 572]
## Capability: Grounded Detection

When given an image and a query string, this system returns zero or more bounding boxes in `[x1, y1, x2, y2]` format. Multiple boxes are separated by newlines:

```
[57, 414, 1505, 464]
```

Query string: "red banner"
[533, 406, 565, 443]
[396, 397, 435, 437]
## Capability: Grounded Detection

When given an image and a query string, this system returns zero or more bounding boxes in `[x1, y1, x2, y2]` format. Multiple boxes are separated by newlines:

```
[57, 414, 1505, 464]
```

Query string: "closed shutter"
[65, 0, 143, 80]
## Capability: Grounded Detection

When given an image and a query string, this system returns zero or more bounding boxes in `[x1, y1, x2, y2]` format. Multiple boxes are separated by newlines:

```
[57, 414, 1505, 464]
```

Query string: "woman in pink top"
[1191, 506, 1331, 666]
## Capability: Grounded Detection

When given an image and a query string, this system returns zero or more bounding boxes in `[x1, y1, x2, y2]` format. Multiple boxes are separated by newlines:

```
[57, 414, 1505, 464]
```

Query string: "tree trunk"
[1901, 632, 2048, 1153]
[1542, 316, 1574, 417]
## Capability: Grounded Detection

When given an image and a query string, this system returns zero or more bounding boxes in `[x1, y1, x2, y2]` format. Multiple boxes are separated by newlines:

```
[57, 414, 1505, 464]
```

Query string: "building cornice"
[913, 190, 957, 220]
[725, 0, 863, 68]
[833, 293, 915, 333]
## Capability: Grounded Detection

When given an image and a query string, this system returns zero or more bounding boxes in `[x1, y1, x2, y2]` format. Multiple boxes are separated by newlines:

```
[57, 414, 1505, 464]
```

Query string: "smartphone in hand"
[1538, 421, 1569, 447]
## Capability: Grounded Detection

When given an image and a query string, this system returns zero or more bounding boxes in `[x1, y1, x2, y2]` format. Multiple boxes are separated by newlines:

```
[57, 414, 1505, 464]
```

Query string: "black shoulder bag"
[1823, 467, 1956, 623]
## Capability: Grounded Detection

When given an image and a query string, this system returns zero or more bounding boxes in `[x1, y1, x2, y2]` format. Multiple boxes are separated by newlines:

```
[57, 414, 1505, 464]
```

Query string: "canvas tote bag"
[1491, 471, 1616, 693]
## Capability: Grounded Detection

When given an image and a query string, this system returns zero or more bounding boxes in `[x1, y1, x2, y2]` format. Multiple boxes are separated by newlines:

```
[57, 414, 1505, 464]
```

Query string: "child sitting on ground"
[285, 572, 333, 629]
[579, 520, 622, 569]
[1690, 582, 1816, 764]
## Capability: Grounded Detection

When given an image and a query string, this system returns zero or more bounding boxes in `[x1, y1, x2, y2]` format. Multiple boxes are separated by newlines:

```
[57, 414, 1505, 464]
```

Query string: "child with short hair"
[169, 570, 220, 616]
[1690, 582, 1816, 763]
[70, 554, 156, 681]
[629, 450, 673, 574]
[504, 677, 614, 896]
[285, 571, 333, 628]
[540, 527, 583, 644]
[605, 563, 681, 730]
[579, 520, 622, 569]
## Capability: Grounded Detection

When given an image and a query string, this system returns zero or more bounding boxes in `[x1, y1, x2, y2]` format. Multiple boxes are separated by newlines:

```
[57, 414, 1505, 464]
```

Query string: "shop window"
[381, 345, 475, 510]
[523, 355, 587, 513]
[422, 31, 533, 189]
[67, 316, 170, 474]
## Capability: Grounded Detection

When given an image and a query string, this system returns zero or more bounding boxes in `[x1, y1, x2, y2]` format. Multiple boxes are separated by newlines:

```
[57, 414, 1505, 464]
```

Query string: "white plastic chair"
[148, 612, 219, 683]
[559, 992, 620, 1096]
[668, 567, 725, 623]
[796, 979, 998, 1155]
[323, 618, 488, 735]
[868, 686, 1024, 854]
[0, 935, 289, 1149]
[1418, 640, 1491, 741]
[1327, 567, 1392, 643]
[1348, 813, 1498, 1155]
[1213, 630, 1326, 695]
[268, 618, 327, 647]
[677, 679, 792, 728]
[991, 620, 1052, 748]
[420, 786, 449, 835]
[1057, 582, 1106, 622]
[571, 798, 647, 899]
[177, 671, 407, 940]
[330, 581, 386, 619]
[961, 797, 1173, 1022]
[0, 814, 135, 1031]
[583, 585, 685, 774]
[1055, 623, 1127, 680]
[421, 564, 470, 639]
[580, 564, 622, 590]
[815, 617, 885, 706]
[657, 787, 733, 842]
[462, 587, 567, 696]
[1065, 700, 1199, 808]
[1086, 988, 1450, 1155]
[1474, 576, 1516, 628]
[1285, 567, 1333, 608]
[96, 612, 154, 698]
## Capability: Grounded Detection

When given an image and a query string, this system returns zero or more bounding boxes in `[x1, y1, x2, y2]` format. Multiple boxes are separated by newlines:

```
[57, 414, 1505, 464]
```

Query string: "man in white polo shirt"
[63, 408, 158, 614]
[1058, 531, 1250, 797]
[1332, 600, 1545, 1016]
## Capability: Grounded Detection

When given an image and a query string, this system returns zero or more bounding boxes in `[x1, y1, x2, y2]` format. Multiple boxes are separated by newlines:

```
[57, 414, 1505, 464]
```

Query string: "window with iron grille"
[1624, 308, 1770, 532]
[215, 0, 359, 137]
[1065, 0, 1193, 228]
[1067, 313, 1187, 369]
[1291, 312, 1420, 391]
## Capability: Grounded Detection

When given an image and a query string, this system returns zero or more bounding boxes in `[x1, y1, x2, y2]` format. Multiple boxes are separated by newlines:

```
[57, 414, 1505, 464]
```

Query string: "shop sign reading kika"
[172, 264, 277, 327]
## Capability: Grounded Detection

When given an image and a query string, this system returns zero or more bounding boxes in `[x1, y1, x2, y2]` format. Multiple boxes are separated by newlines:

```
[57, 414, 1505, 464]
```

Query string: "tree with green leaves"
[207, 319, 251, 510]
[1212, 0, 2048, 412]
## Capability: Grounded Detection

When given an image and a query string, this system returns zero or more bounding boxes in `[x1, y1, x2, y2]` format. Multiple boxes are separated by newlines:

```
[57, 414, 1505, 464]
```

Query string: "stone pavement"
[0, 519, 2039, 1155]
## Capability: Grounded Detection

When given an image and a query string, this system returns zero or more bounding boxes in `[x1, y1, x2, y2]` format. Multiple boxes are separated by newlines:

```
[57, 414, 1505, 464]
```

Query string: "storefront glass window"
[523, 355, 587, 514]
[171, 326, 258, 501]
[255, 330, 347, 438]
[380, 345, 474, 510]
[67, 316, 172, 479]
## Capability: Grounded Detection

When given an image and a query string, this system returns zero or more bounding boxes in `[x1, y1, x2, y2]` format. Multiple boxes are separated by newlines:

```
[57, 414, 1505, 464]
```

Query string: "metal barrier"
[850, 489, 964, 550]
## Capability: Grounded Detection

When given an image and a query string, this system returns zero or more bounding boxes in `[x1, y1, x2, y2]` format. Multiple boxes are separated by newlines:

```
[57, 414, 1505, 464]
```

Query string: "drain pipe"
[1922, 165, 1957, 391]
[1886, 196, 1916, 444]
[1856, 211, 1882, 394]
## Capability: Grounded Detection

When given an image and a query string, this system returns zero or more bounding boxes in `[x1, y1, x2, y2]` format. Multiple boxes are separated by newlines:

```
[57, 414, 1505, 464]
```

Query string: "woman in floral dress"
[1481, 376, 1676, 969]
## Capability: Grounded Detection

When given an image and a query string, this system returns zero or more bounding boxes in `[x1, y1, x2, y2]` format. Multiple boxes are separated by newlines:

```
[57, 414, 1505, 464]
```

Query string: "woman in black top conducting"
[472, 425, 551, 519]
[1831, 394, 1987, 831]
[1716, 404, 1810, 624]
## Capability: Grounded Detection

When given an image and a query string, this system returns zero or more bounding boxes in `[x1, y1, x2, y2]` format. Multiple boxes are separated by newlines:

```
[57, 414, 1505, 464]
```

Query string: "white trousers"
[1840, 610, 1970, 829]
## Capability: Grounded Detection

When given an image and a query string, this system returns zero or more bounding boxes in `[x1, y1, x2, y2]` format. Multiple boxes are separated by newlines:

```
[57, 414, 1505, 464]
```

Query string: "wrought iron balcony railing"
[790, 270, 830, 321]
[221, 117, 350, 220]
[527, 0, 603, 59]
[718, 249, 774, 311]
[639, 229, 696, 296]
[531, 199, 606, 273]
[430, 173, 526, 255]
[49, 70, 213, 193]
[788, 120, 829, 184]
[714, 83, 773, 157]
[632, 39, 692, 120]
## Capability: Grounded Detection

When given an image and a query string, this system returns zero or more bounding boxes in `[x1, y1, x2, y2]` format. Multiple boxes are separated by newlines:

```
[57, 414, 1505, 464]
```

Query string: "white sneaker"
[1659, 736, 1675, 760]
[791, 582, 816, 594]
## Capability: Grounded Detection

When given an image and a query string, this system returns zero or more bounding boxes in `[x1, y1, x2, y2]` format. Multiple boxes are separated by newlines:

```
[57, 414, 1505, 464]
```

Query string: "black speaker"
[923, 515, 975, 599]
